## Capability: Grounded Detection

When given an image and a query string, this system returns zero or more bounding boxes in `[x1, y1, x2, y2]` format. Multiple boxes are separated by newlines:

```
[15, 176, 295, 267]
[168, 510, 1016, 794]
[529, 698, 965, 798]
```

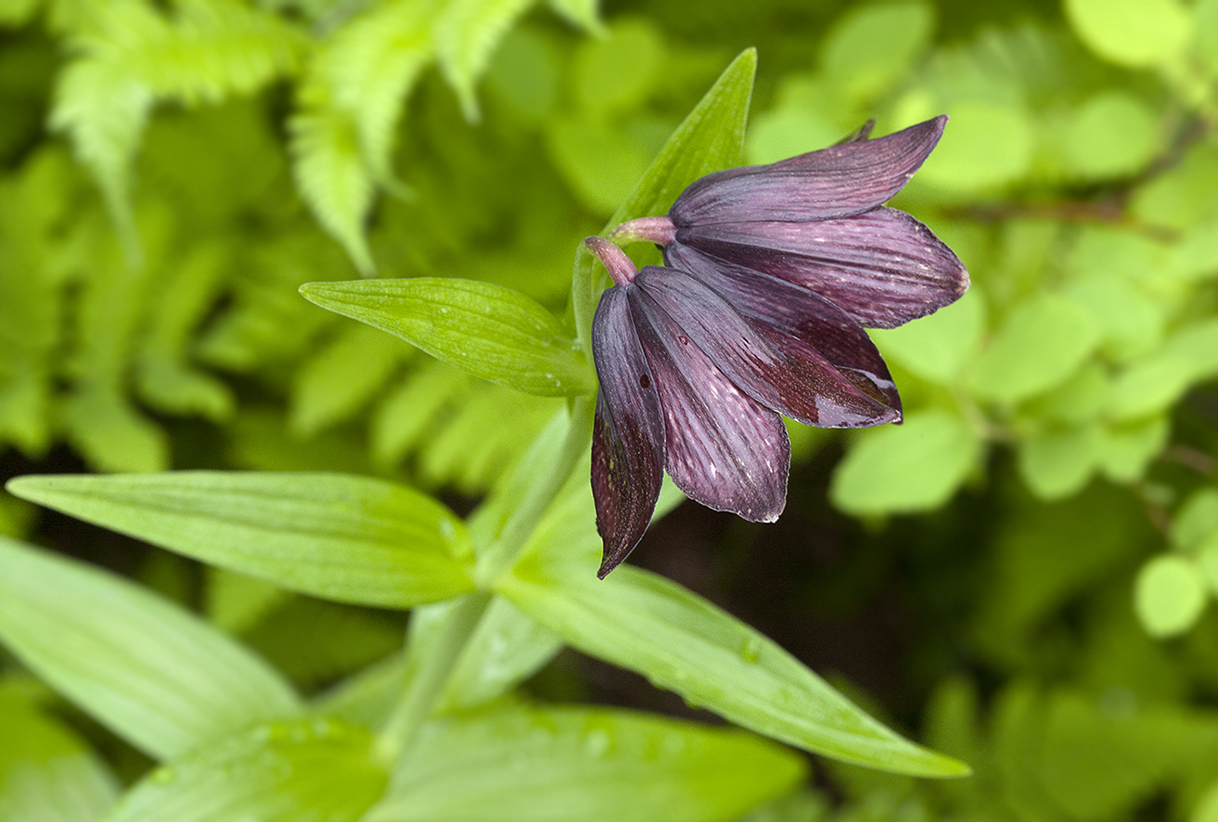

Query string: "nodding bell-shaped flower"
[612, 116, 969, 330]
[587, 117, 968, 578]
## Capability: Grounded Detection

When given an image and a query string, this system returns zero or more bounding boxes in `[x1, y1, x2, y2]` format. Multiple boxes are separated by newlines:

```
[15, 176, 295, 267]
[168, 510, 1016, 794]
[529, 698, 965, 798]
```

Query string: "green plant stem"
[375, 590, 491, 763]
[375, 396, 594, 762]
[478, 395, 595, 584]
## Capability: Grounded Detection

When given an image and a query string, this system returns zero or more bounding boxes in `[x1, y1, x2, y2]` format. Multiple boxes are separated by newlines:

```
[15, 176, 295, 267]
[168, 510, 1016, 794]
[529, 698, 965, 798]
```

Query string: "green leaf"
[1064, 91, 1160, 179]
[871, 287, 985, 386]
[830, 410, 981, 516]
[1172, 489, 1218, 550]
[290, 106, 376, 275]
[546, 0, 603, 33]
[1134, 555, 1209, 638]
[6, 472, 475, 609]
[0, 537, 301, 760]
[61, 389, 169, 474]
[820, 1, 935, 103]
[572, 47, 756, 360]
[300, 278, 595, 397]
[969, 293, 1099, 404]
[1065, 0, 1192, 67]
[0, 691, 118, 822]
[1018, 425, 1101, 501]
[291, 323, 410, 437]
[420, 596, 564, 712]
[499, 561, 967, 777]
[1108, 319, 1218, 420]
[1097, 416, 1168, 482]
[103, 717, 388, 822]
[368, 705, 806, 822]
[572, 19, 663, 114]
[434, 0, 537, 121]
[291, 0, 436, 272]
[916, 101, 1032, 192]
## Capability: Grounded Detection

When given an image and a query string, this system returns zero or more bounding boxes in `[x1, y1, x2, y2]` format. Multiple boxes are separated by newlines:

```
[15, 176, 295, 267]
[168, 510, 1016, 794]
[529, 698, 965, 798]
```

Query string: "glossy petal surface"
[669, 207, 968, 329]
[635, 267, 898, 428]
[670, 117, 947, 226]
[627, 285, 789, 522]
[591, 288, 666, 577]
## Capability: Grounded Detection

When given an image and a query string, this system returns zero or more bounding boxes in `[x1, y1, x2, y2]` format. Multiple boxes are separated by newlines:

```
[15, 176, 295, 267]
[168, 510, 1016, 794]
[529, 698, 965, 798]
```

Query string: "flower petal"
[591, 287, 666, 577]
[626, 282, 789, 522]
[670, 117, 947, 225]
[669, 207, 968, 329]
[636, 266, 899, 429]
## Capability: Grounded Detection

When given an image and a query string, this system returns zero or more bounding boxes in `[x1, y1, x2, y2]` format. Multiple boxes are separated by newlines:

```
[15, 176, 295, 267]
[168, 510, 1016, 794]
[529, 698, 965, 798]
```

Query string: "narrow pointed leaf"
[103, 718, 387, 822]
[6, 472, 475, 609]
[434, 0, 537, 121]
[301, 278, 594, 397]
[573, 47, 757, 358]
[366, 705, 805, 822]
[0, 691, 119, 822]
[0, 537, 301, 760]
[499, 555, 969, 777]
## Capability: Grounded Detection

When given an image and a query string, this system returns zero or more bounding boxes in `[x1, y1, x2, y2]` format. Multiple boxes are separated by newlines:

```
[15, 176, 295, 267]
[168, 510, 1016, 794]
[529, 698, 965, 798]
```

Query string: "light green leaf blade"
[572, 46, 756, 359]
[103, 718, 387, 822]
[300, 278, 595, 397]
[830, 410, 981, 516]
[0, 690, 119, 822]
[546, 0, 602, 33]
[820, 1, 935, 103]
[969, 293, 1099, 404]
[1134, 555, 1209, 637]
[1018, 425, 1102, 501]
[6, 472, 475, 609]
[871, 287, 985, 386]
[368, 705, 805, 822]
[0, 537, 301, 760]
[499, 560, 967, 777]
[291, 323, 410, 437]
[434, 0, 537, 121]
[408, 596, 565, 713]
[1065, 0, 1192, 67]
[49, 60, 150, 255]
[290, 107, 376, 274]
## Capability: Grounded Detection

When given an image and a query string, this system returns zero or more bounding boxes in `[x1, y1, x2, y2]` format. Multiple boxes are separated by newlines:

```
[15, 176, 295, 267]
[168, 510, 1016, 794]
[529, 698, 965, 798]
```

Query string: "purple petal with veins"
[627, 283, 789, 521]
[669, 207, 968, 329]
[643, 262, 902, 427]
[670, 117, 947, 226]
[591, 287, 666, 577]
[635, 266, 898, 428]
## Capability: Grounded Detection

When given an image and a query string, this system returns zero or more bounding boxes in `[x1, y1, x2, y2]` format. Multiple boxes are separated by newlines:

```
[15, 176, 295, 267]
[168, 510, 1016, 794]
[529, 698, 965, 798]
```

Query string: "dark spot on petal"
[639, 374, 651, 389]
[678, 335, 689, 345]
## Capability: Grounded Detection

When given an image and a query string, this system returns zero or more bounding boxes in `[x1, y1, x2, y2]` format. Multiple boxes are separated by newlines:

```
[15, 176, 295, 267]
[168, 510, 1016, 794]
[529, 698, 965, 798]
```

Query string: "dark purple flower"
[588, 117, 968, 577]
[614, 116, 968, 330]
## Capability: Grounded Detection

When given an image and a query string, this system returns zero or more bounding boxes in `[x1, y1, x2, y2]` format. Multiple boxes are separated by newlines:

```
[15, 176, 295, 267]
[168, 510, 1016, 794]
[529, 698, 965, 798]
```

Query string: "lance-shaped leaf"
[365, 705, 805, 822]
[0, 537, 300, 760]
[498, 554, 969, 777]
[103, 718, 387, 822]
[6, 472, 475, 609]
[300, 278, 595, 397]
[572, 47, 757, 360]
[0, 691, 119, 822]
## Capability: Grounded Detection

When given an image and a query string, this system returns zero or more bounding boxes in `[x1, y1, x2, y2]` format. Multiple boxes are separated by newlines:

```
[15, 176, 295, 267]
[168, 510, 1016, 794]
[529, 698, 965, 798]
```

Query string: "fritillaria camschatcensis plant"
[587, 116, 969, 577]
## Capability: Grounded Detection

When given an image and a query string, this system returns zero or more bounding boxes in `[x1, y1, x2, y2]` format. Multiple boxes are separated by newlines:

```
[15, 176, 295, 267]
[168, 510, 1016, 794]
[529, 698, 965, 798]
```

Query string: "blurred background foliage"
[3, 0, 1218, 819]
